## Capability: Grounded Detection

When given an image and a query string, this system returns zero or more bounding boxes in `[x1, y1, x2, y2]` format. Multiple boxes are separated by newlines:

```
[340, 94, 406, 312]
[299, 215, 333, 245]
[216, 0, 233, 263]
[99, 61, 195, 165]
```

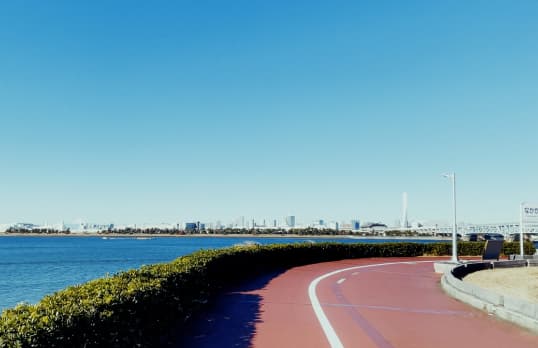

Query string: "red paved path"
[178, 257, 538, 347]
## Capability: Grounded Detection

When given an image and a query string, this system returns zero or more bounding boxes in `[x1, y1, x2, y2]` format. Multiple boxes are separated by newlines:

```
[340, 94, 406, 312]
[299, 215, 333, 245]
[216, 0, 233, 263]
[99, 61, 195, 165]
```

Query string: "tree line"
[5, 227, 71, 234]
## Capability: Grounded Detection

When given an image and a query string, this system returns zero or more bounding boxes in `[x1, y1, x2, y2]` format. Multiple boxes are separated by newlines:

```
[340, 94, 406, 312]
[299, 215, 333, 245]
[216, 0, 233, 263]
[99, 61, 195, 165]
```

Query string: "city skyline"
[1, 1, 537, 225]
[0, 207, 524, 232]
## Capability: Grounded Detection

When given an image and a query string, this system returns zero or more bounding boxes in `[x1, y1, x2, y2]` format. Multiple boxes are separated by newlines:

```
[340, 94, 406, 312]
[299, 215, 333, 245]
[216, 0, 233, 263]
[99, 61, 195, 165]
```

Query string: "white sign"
[522, 203, 538, 228]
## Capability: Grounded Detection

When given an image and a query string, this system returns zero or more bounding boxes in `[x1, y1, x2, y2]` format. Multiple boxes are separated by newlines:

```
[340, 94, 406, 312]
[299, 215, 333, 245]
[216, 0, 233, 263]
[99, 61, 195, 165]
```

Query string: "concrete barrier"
[493, 260, 527, 268]
[528, 259, 538, 267]
[510, 254, 538, 260]
[441, 260, 538, 333]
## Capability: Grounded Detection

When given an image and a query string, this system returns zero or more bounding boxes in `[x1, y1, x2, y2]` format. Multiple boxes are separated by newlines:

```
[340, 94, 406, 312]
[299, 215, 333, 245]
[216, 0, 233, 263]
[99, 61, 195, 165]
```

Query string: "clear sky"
[1, 1, 537, 226]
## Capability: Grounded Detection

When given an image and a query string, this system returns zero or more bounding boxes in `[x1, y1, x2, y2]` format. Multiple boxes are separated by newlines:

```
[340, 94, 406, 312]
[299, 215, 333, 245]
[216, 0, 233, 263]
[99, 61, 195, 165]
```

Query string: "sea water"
[0, 236, 448, 312]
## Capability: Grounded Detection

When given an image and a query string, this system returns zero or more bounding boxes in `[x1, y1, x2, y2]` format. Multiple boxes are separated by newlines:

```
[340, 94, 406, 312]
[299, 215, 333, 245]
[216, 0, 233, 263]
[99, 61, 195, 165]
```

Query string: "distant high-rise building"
[285, 215, 296, 227]
[401, 192, 409, 229]
[351, 219, 360, 230]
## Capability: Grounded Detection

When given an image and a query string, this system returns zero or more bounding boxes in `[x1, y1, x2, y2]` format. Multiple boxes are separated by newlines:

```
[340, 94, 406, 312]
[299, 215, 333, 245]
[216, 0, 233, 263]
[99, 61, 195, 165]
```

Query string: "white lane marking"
[308, 260, 435, 348]
[337, 278, 346, 284]
[321, 303, 472, 317]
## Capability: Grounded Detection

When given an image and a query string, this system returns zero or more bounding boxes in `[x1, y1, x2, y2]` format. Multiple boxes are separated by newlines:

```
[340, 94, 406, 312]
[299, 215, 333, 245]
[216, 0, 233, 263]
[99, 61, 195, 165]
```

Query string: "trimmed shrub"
[0, 241, 534, 347]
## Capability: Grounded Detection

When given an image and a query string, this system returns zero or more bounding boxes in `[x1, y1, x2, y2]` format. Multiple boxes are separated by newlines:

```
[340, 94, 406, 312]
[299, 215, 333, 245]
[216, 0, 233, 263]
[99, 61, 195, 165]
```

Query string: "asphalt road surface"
[176, 257, 538, 347]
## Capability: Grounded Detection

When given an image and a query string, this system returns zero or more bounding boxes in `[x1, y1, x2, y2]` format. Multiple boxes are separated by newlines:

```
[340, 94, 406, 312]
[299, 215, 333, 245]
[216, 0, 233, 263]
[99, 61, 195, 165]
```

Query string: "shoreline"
[0, 232, 451, 240]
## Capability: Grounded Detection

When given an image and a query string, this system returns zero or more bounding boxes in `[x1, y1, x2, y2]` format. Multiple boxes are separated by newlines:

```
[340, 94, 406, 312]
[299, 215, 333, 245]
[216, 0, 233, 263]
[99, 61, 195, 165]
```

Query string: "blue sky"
[1, 1, 537, 226]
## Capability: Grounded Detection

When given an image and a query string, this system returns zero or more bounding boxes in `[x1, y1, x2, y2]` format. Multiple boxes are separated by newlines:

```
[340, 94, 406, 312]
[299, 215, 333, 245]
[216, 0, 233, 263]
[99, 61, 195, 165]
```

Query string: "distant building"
[285, 215, 296, 228]
[361, 222, 388, 233]
[310, 219, 326, 229]
[185, 222, 197, 231]
[72, 223, 113, 232]
[327, 221, 339, 230]
[401, 192, 409, 229]
[340, 223, 353, 231]
[185, 222, 205, 232]
[13, 223, 38, 230]
[351, 220, 361, 231]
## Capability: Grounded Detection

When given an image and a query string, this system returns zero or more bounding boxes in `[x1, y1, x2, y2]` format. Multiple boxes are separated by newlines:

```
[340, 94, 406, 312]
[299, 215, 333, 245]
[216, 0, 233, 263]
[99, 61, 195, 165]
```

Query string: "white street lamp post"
[443, 172, 458, 263]
[519, 202, 525, 259]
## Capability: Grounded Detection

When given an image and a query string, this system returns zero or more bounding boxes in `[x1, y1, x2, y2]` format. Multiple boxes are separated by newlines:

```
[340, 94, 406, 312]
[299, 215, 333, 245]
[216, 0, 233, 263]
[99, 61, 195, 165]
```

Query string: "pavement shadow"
[167, 269, 284, 348]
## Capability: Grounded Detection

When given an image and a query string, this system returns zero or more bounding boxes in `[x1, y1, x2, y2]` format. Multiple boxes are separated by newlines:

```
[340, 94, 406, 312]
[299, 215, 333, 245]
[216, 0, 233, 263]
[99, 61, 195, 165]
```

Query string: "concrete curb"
[441, 261, 538, 333]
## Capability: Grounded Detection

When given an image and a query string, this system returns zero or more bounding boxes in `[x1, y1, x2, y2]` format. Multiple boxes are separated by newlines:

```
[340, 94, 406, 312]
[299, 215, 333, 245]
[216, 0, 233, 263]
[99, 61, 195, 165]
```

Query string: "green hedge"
[425, 241, 535, 257]
[0, 241, 534, 347]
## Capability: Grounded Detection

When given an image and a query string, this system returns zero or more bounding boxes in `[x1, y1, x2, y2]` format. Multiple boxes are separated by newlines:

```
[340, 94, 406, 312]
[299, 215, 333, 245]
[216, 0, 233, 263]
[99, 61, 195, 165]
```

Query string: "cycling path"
[176, 257, 538, 347]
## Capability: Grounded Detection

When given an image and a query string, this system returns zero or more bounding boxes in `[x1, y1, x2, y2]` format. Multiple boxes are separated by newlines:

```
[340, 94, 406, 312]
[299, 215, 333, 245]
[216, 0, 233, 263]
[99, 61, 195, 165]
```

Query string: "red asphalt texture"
[179, 257, 538, 348]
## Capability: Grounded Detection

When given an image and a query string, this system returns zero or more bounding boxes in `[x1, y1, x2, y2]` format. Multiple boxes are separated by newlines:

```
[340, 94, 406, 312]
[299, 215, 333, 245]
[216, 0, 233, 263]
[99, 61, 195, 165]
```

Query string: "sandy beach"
[464, 267, 538, 303]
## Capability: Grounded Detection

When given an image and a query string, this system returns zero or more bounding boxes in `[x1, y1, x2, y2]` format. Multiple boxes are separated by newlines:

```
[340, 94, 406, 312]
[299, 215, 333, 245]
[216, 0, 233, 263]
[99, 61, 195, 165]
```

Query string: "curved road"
[177, 257, 538, 347]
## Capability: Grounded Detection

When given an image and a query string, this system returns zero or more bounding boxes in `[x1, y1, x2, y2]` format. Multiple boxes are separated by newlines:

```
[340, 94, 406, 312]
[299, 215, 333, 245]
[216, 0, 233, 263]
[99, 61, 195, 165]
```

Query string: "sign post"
[520, 202, 538, 256]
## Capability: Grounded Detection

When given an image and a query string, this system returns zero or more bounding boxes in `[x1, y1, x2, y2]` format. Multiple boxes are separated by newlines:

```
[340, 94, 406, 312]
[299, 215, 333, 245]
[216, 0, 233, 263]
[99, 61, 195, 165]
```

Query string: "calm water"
[0, 236, 448, 312]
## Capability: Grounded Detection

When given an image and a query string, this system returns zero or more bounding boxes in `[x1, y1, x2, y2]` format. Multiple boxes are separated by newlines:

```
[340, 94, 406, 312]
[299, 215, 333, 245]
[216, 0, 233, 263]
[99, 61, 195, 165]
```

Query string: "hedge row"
[425, 240, 534, 257]
[0, 241, 534, 348]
